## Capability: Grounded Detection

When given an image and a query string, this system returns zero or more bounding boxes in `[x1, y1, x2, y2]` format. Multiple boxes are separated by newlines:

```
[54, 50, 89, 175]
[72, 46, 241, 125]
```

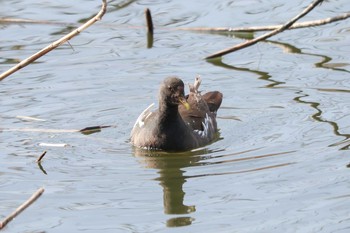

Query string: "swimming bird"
[131, 76, 222, 151]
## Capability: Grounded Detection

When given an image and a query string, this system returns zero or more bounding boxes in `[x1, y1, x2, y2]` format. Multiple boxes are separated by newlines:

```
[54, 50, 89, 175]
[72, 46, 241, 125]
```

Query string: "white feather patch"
[133, 103, 155, 129]
[193, 113, 213, 138]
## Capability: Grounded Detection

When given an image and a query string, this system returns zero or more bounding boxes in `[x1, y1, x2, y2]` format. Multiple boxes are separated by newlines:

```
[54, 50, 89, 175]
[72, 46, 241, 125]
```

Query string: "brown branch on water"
[179, 13, 350, 33]
[0, 0, 107, 81]
[0, 188, 45, 230]
[205, 0, 325, 59]
[36, 151, 47, 163]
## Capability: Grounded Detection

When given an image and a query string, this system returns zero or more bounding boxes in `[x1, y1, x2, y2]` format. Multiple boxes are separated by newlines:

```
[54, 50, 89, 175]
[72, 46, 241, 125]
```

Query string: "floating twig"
[1, 125, 112, 134]
[205, 0, 324, 59]
[16, 115, 46, 122]
[36, 151, 47, 163]
[1, 128, 78, 133]
[0, 188, 45, 230]
[0, 0, 107, 81]
[0, 17, 70, 25]
[39, 143, 68, 147]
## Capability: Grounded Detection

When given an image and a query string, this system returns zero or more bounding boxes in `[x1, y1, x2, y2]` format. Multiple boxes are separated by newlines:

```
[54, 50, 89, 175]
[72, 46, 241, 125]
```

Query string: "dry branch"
[205, 0, 325, 59]
[0, 188, 45, 229]
[0, 0, 107, 81]
[179, 13, 350, 33]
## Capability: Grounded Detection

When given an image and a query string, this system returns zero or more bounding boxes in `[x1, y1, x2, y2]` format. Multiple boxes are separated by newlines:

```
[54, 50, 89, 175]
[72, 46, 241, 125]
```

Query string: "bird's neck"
[159, 101, 180, 122]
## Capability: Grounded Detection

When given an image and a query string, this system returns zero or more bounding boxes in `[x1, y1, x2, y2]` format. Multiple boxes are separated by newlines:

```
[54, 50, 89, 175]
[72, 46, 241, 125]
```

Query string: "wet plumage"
[131, 76, 223, 151]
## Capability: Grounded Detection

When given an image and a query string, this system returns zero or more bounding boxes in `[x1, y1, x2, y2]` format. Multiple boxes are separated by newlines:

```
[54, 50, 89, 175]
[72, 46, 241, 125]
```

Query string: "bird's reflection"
[133, 148, 209, 227]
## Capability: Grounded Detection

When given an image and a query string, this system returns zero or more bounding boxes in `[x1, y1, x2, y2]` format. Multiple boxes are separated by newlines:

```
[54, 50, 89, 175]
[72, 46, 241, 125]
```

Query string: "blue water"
[1, 0, 350, 232]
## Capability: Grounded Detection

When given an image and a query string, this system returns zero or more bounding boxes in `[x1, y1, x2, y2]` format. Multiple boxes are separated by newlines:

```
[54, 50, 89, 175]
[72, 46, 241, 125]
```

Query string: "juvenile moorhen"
[131, 76, 223, 151]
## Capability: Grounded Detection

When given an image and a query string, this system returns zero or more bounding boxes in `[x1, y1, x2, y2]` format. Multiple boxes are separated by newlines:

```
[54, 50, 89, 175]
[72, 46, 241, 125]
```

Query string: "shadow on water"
[267, 40, 350, 74]
[206, 39, 350, 150]
[294, 91, 350, 150]
[269, 40, 350, 149]
[133, 149, 205, 227]
[206, 57, 284, 88]
[146, 32, 153, 49]
[133, 147, 295, 227]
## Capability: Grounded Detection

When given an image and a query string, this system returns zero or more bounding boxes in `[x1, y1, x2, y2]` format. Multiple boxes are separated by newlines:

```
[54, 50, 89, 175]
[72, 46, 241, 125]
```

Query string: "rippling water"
[1, 0, 350, 232]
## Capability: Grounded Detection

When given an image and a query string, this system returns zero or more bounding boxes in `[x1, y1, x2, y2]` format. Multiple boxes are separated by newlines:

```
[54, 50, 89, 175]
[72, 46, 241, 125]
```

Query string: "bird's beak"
[179, 97, 190, 110]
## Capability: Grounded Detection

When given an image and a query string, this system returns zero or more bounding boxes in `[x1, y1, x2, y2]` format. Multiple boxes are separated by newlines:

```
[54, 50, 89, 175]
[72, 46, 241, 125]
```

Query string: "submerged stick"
[0, 188, 45, 229]
[0, 0, 107, 81]
[205, 0, 324, 59]
[179, 13, 350, 33]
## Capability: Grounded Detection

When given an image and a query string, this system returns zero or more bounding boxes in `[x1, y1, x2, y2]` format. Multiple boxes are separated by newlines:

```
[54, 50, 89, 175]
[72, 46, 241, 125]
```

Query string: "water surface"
[1, 0, 350, 232]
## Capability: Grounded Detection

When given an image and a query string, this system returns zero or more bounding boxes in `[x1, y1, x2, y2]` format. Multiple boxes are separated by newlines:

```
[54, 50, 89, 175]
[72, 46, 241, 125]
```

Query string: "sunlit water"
[1, 0, 350, 232]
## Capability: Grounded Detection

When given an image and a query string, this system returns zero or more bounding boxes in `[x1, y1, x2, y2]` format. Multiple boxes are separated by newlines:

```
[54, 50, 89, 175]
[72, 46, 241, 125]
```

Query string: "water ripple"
[1, 0, 350, 232]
